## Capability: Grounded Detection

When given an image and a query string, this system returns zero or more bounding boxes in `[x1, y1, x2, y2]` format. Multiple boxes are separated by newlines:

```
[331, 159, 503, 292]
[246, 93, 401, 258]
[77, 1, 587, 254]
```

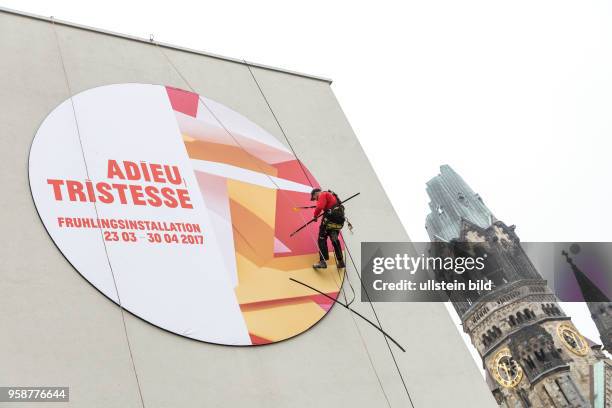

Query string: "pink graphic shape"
[166, 86, 199, 117]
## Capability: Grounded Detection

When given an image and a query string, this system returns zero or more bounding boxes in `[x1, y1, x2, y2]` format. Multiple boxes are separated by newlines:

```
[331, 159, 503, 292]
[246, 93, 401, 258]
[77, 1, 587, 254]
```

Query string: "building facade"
[1, 8, 497, 407]
[425, 165, 611, 407]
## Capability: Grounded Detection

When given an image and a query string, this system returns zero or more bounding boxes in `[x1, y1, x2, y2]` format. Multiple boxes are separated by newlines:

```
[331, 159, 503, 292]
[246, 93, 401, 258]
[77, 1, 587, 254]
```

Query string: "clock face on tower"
[557, 323, 589, 356]
[491, 348, 523, 388]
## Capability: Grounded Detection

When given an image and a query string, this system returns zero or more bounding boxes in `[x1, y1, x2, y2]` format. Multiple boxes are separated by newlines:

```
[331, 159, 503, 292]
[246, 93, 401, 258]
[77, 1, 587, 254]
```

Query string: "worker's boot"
[313, 260, 327, 269]
[336, 259, 345, 269]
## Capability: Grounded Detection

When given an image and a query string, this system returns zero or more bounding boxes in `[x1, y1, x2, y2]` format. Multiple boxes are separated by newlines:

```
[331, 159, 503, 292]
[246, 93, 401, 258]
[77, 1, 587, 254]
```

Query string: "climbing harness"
[290, 192, 360, 237]
[322, 190, 346, 230]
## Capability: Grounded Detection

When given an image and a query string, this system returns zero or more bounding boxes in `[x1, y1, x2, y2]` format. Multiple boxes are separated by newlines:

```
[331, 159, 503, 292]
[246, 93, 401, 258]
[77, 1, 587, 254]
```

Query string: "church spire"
[561, 250, 612, 351]
[561, 250, 610, 302]
[425, 165, 494, 242]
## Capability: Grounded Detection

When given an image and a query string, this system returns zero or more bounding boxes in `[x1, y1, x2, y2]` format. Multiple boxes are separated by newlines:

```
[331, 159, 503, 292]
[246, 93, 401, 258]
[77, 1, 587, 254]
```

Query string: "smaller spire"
[561, 250, 610, 302]
[561, 249, 612, 352]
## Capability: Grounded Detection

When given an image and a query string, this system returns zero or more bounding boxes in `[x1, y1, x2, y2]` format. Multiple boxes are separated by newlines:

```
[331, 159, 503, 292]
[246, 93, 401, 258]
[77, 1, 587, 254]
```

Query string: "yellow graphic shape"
[242, 301, 326, 342]
[234, 252, 343, 305]
[227, 179, 277, 228]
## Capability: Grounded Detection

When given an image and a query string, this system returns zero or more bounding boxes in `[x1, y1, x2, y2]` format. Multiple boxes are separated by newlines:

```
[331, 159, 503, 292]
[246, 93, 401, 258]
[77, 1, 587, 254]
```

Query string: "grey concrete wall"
[0, 10, 497, 408]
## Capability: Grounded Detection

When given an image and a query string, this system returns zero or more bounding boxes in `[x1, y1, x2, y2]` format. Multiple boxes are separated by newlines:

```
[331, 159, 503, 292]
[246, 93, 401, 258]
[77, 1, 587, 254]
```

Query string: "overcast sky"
[5, 0, 610, 369]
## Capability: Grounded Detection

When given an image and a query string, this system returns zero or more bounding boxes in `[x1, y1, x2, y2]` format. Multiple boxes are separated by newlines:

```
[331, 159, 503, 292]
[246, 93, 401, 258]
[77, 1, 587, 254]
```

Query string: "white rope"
[245, 60, 414, 408]
[50, 18, 146, 408]
[155, 42, 399, 407]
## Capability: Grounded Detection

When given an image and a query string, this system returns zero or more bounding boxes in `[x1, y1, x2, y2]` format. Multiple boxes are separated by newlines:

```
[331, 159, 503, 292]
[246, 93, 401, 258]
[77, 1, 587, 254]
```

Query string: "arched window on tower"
[487, 329, 496, 340]
[523, 355, 536, 370]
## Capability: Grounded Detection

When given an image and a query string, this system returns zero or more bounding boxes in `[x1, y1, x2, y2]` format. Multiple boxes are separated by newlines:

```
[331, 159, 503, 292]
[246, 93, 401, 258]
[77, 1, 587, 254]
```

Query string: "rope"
[154, 41, 403, 406]
[50, 18, 146, 408]
[244, 61, 356, 306]
[245, 59, 414, 407]
[245, 58, 407, 404]
[243, 61, 314, 188]
[333, 243, 356, 306]
[342, 234, 415, 408]
[290, 278, 405, 352]
[326, 250, 387, 406]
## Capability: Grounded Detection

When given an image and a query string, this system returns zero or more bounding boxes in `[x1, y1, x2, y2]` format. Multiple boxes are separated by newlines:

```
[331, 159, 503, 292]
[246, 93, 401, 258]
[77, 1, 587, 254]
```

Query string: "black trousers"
[318, 220, 344, 263]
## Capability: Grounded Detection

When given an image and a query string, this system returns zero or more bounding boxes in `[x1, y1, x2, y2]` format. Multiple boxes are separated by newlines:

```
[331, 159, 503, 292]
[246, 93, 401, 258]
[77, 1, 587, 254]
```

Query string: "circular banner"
[29, 83, 344, 345]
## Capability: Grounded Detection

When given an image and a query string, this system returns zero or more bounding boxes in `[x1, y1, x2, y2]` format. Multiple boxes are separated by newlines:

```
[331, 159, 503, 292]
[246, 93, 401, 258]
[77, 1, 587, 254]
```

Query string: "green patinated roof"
[425, 165, 494, 242]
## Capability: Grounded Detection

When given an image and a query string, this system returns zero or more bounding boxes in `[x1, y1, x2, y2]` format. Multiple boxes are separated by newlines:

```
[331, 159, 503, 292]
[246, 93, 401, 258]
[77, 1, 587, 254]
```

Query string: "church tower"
[425, 165, 609, 407]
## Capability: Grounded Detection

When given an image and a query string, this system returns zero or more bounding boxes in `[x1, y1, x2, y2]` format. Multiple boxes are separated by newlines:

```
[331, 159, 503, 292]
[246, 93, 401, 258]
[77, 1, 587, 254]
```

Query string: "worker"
[310, 188, 345, 269]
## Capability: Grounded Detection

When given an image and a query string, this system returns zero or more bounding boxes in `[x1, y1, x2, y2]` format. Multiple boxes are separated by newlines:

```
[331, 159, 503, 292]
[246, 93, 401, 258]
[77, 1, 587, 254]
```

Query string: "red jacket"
[314, 191, 338, 218]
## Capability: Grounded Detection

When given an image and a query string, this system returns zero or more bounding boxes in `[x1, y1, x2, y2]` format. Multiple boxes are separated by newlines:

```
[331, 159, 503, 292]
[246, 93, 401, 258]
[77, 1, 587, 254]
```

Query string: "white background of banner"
[29, 84, 251, 345]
